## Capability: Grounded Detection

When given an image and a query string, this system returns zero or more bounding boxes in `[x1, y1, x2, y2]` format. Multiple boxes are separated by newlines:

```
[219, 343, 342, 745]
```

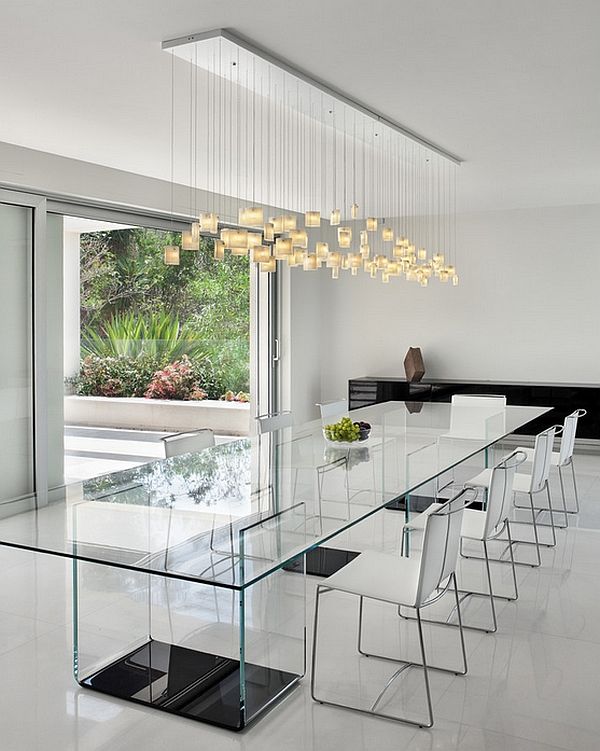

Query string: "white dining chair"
[311, 488, 475, 728]
[401, 450, 526, 633]
[255, 411, 293, 434]
[316, 398, 376, 510]
[316, 398, 348, 423]
[466, 425, 557, 568]
[516, 408, 586, 517]
[162, 428, 215, 458]
[434, 393, 508, 493]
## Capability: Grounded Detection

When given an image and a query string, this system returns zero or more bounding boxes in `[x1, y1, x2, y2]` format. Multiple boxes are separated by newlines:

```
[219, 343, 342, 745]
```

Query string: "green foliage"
[71, 354, 221, 400]
[72, 355, 162, 398]
[79, 228, 250, 395]
[81, 311, 207, 363]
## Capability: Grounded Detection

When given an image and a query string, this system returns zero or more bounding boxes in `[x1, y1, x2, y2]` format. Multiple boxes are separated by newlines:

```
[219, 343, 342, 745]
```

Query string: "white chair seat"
[512, 473, 535, 493]
[460, 508, 488, 541]
[402, 502, 443, 531]
[517, 446, 561, 466]
[466, 468, 493, 488]
[323, 550, 421, 607]
[468, 467, 532, 494]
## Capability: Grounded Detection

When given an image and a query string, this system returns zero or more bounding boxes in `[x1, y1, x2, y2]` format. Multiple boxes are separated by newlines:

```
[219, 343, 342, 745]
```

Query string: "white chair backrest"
[317, 399, 348, 423]
[484, 450, 526, 537]
[529, 426, 556, 493]
[449, 395, 507, 439]
[162, 429, 215, 458]
[558, 409, 586, 466]
[255, 411, 293, 434]
[451, 394, 507, 408]
[415, 489, 473, 607]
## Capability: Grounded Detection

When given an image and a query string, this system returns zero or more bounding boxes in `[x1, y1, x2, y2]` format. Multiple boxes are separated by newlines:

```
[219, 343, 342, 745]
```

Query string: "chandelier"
[162, 30, 461, 287]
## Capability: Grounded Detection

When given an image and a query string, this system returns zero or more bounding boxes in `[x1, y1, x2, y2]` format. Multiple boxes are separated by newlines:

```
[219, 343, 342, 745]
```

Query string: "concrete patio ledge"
[64, 395, 250, 436]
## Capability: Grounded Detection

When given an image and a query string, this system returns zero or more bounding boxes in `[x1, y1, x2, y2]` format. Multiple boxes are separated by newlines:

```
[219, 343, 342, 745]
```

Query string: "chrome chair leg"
[415, 608, 434, 729]
[571, 458, 581, 514]
[403, 537, 506, 633]
[313, 582, 466, 728]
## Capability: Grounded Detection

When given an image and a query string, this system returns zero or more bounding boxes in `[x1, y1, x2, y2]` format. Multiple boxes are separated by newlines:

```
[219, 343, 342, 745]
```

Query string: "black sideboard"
[348, 377, 600, 440]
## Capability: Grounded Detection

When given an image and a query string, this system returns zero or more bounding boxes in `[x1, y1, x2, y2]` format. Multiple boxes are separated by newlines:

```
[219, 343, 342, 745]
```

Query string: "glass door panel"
[0, 202, 34, 499]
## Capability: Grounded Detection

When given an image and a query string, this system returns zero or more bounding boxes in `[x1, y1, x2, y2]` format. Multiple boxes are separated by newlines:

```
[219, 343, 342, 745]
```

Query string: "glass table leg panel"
[73, 560, 304, 730]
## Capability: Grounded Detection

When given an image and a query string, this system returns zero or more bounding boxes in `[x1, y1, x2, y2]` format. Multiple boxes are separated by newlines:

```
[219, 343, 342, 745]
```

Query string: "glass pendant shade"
[418, 248, 427, 260]
[370, 264, 377, 279]
[275, 237, 293, 258]
[382, 226, 393, 242]
[260, 257, 277, 273]
[181, 230, 196, 250]
[360, 230, 368, 245]
[446, 265, 456, 276]
[247, 232, 263, 249]
[382, 272, 390, 283]
[350, 203, 359, 219]
[337, 227, 352, 248]
[200, 212, 219, 233]
[213, 239, 225, 260]
[330, 209, 341, 226]
[289, 229, 308, 248]
[366, 217, 378, 231]
[348, 253, 362, 271]
[263, 222, 275, 242]
[360, 244, 370, 259]
[271, 214, 297, 233]
[393, 244, 403, 258]
[452, 274, 459, 286]
[331, 267, 339, 279]
[305, 210, 321, 227]
[230, 246, 249, 256]
[191, 222, 201, 245]
[375, 254, 388, 270]
[238, 206, 264, 226]
[163, 245, 180, 265]
[303, 253, 319, 270]
[420, 277, 429, 287]
[251, 245, 271, 263]
[316, 242, 329, 259]
[341, 255, 349, 270]
[220, 228, 248, 248]
[326, 251, 341, 268]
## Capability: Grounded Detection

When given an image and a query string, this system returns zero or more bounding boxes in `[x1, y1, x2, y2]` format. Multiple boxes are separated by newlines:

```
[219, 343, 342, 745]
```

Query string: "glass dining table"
[0, 401, 550, 730]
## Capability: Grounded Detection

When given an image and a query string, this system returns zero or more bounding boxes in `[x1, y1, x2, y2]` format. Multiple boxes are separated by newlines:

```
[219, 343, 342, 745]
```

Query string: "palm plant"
[81, 311, 207, 363]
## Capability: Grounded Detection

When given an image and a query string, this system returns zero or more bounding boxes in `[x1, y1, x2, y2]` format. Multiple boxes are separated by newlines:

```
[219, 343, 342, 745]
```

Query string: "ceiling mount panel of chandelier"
[162, 29, 462, 286]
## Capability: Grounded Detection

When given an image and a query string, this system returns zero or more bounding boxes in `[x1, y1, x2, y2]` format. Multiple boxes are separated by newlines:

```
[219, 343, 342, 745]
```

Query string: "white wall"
[317, 203, 600, 402]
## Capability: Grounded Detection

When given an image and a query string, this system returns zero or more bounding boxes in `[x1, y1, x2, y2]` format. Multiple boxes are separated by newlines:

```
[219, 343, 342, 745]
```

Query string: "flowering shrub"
[220, 390, 250, 403]
[72, 354, 161, 397]
[144, 356, 208, 401]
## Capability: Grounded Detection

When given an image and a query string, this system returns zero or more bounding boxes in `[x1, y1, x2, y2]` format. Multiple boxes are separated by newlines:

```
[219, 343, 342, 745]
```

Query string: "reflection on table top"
[0, 402, 550, 589]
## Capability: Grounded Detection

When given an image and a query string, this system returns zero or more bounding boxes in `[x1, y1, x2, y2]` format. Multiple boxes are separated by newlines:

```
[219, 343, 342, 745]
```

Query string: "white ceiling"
[0, 0, 598, 213]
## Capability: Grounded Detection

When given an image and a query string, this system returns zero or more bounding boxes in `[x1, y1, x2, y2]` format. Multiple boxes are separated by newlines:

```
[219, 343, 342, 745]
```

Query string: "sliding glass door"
[0, 195, 36, 499]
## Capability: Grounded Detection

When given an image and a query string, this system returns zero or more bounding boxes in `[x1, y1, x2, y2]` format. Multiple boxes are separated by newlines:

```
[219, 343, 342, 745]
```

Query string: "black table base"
[80, 639, 300, 731]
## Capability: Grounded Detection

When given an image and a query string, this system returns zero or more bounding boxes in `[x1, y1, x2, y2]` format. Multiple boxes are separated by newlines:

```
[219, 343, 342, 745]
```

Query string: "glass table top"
[0, 402, 551, 589]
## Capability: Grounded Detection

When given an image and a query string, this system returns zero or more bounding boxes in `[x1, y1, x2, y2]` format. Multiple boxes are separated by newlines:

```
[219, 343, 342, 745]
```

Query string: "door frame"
[0, 188, 48, 499]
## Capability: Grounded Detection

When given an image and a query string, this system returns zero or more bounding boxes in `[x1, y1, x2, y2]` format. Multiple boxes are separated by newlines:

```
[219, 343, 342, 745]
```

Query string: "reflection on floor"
[1, 449, 599, 750]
